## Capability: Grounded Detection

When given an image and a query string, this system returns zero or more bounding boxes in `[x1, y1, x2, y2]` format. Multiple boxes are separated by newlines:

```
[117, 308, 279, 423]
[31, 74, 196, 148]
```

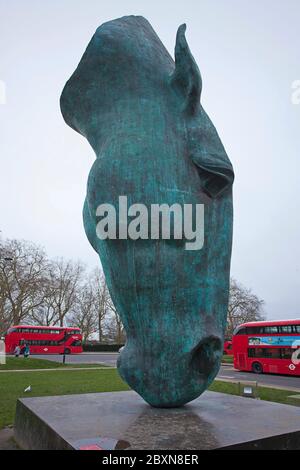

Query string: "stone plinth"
[14, 390, 300, 450]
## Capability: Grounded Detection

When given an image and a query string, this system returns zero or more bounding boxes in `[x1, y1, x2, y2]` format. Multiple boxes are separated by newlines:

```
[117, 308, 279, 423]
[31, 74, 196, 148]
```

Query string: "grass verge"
[221, 355, 233, 364]
[0, 368, 129, 429]
[0, 368, 296, 430]
[209, 380, 294, 405]
[0, 357, 108, 370]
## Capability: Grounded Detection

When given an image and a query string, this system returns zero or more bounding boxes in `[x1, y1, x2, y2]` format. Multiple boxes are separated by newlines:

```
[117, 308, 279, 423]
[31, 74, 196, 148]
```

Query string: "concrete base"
[14, 390, 300, 450]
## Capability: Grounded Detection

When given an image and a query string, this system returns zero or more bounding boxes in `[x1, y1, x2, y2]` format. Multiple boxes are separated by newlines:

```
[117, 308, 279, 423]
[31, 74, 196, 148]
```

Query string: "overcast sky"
[1, 0, 299, 320]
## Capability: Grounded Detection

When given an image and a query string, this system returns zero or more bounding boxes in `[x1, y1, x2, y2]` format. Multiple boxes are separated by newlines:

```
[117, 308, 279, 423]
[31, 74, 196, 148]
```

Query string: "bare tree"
[0, 237, 117, 340]
[45, 258, 84, 327]
[0, 278, 11, 335]
[0, 238, 48, 331]
[226, 278, 265, 337]
[106, 296, 126, 344]
[68, 281, 98, 342]
[91, 269, 110, 342]
[30, 289, 60, 326]
[0, 243, 11, 334]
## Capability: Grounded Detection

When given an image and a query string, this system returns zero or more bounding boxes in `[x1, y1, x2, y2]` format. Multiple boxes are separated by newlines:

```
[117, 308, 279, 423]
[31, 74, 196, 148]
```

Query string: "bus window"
[248, 348, 255, 357]
[7, 328, 17, 334]
[280, 326, 293, 333]
[248, 348, 281, 358]
[281, 348, 293, 359]
[248, 348, 264, 357]
[264, 326, 278, 334]
[264, 348, 281, 358]
[234, 327, 246, 335]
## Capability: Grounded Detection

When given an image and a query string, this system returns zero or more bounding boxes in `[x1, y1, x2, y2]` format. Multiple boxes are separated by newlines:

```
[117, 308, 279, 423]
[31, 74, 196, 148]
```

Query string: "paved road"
[218, 365, 300, 391]
[32, 353, 300, 390]
[33, 352, 118, 367]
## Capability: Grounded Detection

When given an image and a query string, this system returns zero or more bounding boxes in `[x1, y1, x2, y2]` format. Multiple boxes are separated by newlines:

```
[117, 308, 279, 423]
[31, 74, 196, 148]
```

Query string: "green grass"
[0, 357, 109, 370]
[209, 380, 294, 405]
[221, 355, 233, 364]
[0, 366, 296, 431]
[0, 369, 129, 429]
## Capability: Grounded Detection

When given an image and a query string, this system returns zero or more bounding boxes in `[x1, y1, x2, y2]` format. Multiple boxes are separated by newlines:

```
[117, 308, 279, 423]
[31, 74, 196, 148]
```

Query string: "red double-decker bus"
[223, 340, 233, 355]
[233, 319, 300, 375]
[5, 325, 83, 355]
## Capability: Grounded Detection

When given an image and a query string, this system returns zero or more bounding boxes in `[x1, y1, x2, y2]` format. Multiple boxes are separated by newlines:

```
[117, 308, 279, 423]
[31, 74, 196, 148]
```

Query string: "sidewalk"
[81, 352, 119, 354]
[0, 366, 114, 373]
[1, 363, 230, 372]
[215, 376, 300, 393]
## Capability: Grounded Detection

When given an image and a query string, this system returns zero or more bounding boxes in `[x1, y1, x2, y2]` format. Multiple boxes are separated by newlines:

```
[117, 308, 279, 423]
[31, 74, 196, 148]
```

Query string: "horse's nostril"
[190, 335, 222, 375]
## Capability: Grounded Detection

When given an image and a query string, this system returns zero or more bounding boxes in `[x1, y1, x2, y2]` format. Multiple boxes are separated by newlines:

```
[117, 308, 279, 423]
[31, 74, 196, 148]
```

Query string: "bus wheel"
[64, 348, 71, 355]
[252, 362, 263, 374]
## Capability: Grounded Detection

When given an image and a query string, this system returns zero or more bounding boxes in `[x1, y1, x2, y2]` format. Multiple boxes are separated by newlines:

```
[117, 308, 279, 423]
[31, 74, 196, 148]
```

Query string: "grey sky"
[0, 0, 299, 320]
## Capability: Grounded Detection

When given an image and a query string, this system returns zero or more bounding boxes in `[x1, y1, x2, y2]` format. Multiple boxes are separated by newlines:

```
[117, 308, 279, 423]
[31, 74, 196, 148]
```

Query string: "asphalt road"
[33, 352, 118, 367]
[218, 365, 300, 391]
[32, 353, 300, 390]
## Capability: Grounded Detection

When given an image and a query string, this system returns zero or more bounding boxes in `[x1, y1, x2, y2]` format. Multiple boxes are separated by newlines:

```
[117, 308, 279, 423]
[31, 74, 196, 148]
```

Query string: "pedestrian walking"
[24, 344, 30, 358]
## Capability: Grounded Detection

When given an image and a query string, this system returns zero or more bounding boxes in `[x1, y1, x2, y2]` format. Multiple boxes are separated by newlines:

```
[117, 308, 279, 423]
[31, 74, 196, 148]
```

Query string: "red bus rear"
[5, 325, 83, 355]
[233, 319, 300, 375]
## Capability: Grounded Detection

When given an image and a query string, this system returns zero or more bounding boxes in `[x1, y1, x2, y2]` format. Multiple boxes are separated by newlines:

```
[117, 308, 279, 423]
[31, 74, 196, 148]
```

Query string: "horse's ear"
[170, 24, 202, 115]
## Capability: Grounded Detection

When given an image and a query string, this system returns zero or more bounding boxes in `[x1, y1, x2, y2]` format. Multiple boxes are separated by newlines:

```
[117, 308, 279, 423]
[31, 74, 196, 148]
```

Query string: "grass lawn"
[0, 367, 296, 431]
[222, 355, 233, 364]
[0, 368, 129, 429]
[210, 380, 294, 405]
[0, 357, 109, 370]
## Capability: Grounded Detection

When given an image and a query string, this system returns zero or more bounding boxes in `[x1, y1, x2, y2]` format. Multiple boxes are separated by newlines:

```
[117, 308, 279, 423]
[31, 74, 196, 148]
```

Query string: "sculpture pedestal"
[14, 390, 300, 450]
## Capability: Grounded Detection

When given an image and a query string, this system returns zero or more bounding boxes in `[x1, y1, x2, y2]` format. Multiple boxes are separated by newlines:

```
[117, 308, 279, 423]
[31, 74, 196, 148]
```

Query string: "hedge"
[83, 343, 124, 352]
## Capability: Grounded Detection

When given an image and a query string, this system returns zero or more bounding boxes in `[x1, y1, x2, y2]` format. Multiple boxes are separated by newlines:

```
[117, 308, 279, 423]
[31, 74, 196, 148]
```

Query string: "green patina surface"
[60, 16, 234, 407]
